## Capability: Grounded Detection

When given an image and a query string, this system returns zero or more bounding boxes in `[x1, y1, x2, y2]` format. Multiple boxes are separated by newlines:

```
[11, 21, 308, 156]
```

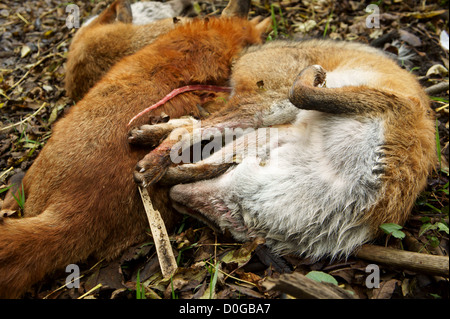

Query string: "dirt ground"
[0, 0, 448, 300]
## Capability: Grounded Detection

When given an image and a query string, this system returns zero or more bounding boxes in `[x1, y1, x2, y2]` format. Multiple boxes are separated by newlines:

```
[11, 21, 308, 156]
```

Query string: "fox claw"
[128, 124, 167, 147]
[133, 153, 172, 186]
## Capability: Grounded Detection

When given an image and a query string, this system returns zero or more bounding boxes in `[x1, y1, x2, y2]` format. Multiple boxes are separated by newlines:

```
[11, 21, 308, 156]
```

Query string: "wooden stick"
[425, 81, 449, 95]
[263, 272, 356, 299]
[138, 186, 177, 279]
[356, 244, 449, 277]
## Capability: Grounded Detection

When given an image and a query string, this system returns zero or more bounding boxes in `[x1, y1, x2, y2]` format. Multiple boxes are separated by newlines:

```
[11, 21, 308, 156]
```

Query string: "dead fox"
[0, 0, 267, 298]
[132, 39, 436, 260]
[64, 0, 194, 101]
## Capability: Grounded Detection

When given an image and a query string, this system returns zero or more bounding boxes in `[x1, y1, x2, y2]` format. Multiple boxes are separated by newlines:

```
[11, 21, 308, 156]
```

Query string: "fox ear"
[221, 0, 250, 18]
[96, 0, 132, 25]
[251, 16, 272, 34]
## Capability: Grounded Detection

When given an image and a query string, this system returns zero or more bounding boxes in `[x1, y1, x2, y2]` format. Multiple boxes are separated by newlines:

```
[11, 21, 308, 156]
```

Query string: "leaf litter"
[0, 0, 448, 299]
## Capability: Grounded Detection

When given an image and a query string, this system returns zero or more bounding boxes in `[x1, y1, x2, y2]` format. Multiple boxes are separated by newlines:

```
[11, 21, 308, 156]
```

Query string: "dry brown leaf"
[371, 279, 401, 299]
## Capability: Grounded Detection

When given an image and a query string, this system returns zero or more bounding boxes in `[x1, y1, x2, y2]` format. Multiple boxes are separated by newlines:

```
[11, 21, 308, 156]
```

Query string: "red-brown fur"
[0, 16, 265, 299]
[64, 0, 191, 101]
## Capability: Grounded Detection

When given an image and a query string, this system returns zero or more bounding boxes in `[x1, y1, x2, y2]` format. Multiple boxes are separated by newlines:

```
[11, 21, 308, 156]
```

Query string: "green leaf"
[437, 222, 449, 234]
[427, 235, 440, 248]
[305, 271, 338, 285]
[419, 221, 449, 237]
[425, 203, 442, 213]
[0, 184, 13, 194]
[380, 223, 406, 239]
[209, 261, 220, 299]
[420, 216, 431, 223]
[136, 269, 146, 299]
[171, 275, 177, 299]
[419, 222, 437, 237]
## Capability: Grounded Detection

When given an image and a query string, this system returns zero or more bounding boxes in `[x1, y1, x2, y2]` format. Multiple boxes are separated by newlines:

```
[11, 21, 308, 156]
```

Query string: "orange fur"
[0, 16, 265, 299]
[64, 0, 190, 101]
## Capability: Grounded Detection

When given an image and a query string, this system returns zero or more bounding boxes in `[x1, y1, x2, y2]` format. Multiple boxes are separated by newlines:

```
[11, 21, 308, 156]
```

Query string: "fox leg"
[128, 117, 198, 147]
[132, 94, 296, 187]
[160, 162, 234, 186]
[288, 65, 417, 115]
[157, 123, 285, 187]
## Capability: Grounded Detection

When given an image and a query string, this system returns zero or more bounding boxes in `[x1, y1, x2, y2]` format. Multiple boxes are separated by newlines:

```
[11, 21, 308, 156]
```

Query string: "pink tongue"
[127, 85, 232, 127]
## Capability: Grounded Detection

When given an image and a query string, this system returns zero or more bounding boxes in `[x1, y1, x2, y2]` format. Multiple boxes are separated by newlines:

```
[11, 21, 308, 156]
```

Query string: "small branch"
[16, 12, 30, 25]
[77, 283, 102, 299]
[204, 260, 257, 287]
[0, 167, 14, 182]
[0, 102, 47, 131]
[138, 186, 177, 279]
[425, 81, 449, 95]
[356, 244, 449, 277]
[42, 258, 104, 299]
[263, 272, 356, 299]
[8, 53, 58, 91]
[43, 274, 85, 299]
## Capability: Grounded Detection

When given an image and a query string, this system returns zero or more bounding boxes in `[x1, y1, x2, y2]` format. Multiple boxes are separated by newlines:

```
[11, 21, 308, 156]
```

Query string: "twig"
[138, 186, 177, 279]
[0, 102, 47, 131]
[42, 258, 104, 299]
[77, 283, 102, 299]
[262, 272, 356, 299]
[16, 12, 30, 25]
[42, 274, 85, 299]
[204, 260, 257, 287]
[356, 244, 449, 277]
[8, 53, 58, 91]
[425, 81, 449, 95]
[39, 7, 58, 19]
[0, 167, 14, 182]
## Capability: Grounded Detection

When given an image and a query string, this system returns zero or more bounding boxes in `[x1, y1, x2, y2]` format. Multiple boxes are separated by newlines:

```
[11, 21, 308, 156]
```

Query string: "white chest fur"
[219, 109, 385, 259]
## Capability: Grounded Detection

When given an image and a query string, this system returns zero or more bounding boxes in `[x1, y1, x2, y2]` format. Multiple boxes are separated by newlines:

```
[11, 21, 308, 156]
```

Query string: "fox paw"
[128, 124, 169, 147]
[133, 151, 172, 187]
[296, 65, 327, 88]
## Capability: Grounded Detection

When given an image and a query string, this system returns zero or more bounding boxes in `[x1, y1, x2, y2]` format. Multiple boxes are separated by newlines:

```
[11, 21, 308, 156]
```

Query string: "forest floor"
[0, 0, 448, 300]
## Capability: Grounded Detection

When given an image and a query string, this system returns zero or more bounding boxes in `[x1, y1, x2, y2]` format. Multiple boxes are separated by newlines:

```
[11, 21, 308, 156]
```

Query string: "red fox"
[64, 0, 193, 101]
[0, 0, 267, 298]
[132, 40, 436, 260]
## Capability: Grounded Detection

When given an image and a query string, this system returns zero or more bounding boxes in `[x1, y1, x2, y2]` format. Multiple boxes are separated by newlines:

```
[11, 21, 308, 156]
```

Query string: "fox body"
[134, 40, 436, 260]
[0, 10, 266, 298]
[64, 0, 193, 101]
[0, 0, 434, 298]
